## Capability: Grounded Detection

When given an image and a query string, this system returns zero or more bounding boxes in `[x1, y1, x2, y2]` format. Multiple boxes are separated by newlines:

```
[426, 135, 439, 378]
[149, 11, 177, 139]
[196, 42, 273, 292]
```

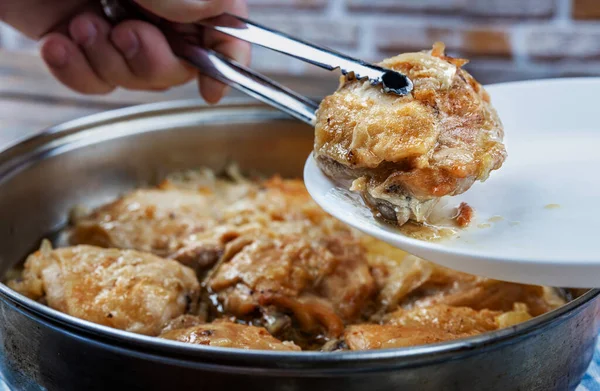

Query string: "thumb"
[132, 0, 234, 23]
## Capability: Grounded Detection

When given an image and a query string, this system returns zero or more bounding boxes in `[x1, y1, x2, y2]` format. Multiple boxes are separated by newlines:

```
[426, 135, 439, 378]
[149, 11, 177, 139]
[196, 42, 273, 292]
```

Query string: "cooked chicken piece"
[219, 176, 327, 226]
[365, 239, 435, 311]
[160, 318, 300, 351]
[344, 324, 457, 350]
[344, 303, 533, 351]
[406, 266, 562, 317]
[172, 176, 353, 272]
[160, 314, 208, 334]
[314, 42, 506, 226]
[8, 242, 200, 336]
[385, 304, 509, 335]
[385, 304, 499, 335]
[494, 303, 535, 328]
[207, 232, 376, 339]
[70, 172, 347, 276]
[13, 166, 562, 352]
[362, 236, 565, 316]
[69, 189, 225, 272]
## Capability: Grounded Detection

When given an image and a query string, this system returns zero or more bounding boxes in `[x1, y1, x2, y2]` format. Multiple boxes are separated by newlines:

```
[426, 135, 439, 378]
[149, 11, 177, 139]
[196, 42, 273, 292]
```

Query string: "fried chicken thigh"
[69, 172, 348, 275]
[69, 188, 230, 275]
[206, 232, 376, 341]
[343, 324, 456, 350]
[363, 237, 564, 317]
[9, 242, 200, 336]
[314, 43, 506, 225]
[160, 317, 300, 351]
[8, 170, 568, 352]
[343, 304, 530, 351]
[71, 189, 218, 250]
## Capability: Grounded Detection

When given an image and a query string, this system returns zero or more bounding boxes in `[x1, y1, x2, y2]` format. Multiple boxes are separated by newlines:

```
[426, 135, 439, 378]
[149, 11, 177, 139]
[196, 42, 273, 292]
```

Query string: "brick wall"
[2, 0, 600, 84]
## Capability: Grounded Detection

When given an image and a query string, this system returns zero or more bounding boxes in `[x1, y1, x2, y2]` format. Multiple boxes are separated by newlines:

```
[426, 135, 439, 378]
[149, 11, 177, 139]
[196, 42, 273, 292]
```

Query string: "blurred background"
[3, 0, 600, 84]
[0, 0, 599, 139]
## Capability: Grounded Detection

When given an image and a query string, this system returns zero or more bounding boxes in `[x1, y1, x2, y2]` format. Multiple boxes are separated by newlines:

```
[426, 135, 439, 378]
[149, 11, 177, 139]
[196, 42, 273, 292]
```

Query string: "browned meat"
[314, 43, 506, 226]
[160, 318, 300, 351]
[207, 233, 376, 339]
[344, 324, 457, 350]
[9, 242, 200, 336]
[69, 188, 225, 273]
[344, 303, 533, 351]
[407, 266, 562, 317]
[160, 314, 208, 334]
[6, 168, 567, 353]
[384, 304, 502, 335]
[69, 173, 348, 276]
[363, 237, 564, 316]
[455, 202, 474, 227]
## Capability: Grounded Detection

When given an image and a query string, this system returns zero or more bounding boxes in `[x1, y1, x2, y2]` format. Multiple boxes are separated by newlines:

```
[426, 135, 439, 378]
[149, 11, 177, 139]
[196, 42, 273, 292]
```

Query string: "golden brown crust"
[384, 304, 501, 336]
[160, 319, 301, 351]
[10, 242, 200, 336]
[9, 171, 567, 352]
[69, 189, 224, 270]
[207, 233, 376, 338]
[362, 237, 564, 317]
[344, 324, 457, 350]
[345, 303, 532, 350]
[69, 173, 351, 274]
[314, 43, 506, 225]
[455, 202, 474, 227]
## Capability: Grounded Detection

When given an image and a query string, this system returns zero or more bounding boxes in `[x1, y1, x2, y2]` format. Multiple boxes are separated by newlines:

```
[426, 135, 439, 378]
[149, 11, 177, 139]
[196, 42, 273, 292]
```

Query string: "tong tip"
[381, 71, 413, 96]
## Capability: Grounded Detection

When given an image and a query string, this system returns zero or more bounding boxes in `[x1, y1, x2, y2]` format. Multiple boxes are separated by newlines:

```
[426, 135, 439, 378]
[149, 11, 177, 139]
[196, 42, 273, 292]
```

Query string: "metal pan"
[0, 101, 598, 391]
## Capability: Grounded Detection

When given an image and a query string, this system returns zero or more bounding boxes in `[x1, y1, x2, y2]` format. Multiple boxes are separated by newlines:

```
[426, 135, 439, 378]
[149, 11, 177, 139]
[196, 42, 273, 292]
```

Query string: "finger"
[110, 20, 196, 89]
[133, 0, 237, 23]
[69, 12, 150, 90]
[198, 38, 250, 103]
[40, 33, 115, 94]
[199, 0, 250, 103]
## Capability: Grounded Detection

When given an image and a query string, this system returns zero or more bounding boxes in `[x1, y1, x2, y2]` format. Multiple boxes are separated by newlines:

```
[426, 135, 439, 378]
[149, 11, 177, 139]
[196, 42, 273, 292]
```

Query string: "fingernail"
[44, 42, 68, 69]
[112, 30, 140, 59]
[71, 19, 97, 48]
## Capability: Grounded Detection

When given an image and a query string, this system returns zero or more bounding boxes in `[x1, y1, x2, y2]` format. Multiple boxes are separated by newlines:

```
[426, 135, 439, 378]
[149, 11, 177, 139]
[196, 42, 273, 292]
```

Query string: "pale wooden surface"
[0, 49, 336, 147]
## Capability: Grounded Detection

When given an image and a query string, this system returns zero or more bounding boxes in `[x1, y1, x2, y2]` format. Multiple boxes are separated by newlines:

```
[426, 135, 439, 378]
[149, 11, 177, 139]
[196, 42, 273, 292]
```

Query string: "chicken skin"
[343, 324, 456, 350]
[362, 236, 564, 317]
[9, 242, 200, 336]
[206, 232, 376, 340]
[69, 188, 229, 274]
[314, 43, 506, 226]
[384, 304, 529, 335]
[8, 169, 569, 352]
[343, 304, 530, 351]
[69, 172, 348, 275]
[160, 317, 300, 351]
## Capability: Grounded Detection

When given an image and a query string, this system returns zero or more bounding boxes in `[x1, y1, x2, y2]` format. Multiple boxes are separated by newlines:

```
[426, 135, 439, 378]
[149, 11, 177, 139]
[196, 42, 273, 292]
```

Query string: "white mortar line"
[326, 0, 346, 18]
[554, 0, 573, 26]
[510, 23, 529, 68]
[357, 19, 376, 60]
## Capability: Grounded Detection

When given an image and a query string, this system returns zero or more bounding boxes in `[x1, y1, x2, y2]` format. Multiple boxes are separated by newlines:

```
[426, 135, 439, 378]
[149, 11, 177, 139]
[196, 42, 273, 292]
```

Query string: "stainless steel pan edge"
[0, 100, 598, 390]
[0, 99, 284, 180]
[1, 295, 597, 391]
[1, 276, 598, 368]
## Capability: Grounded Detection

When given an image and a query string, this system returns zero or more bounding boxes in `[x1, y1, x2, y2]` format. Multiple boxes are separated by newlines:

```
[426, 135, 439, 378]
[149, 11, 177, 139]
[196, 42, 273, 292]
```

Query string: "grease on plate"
[398, 222, 457, 241]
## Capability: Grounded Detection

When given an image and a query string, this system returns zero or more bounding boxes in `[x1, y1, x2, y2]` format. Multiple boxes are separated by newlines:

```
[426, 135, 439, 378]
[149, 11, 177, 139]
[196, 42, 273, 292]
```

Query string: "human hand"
[0, 0, 250, 103]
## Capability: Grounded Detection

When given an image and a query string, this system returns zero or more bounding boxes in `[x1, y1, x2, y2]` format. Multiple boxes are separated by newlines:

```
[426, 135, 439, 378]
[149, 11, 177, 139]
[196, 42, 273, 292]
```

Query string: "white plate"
[304, 78, 600, 288]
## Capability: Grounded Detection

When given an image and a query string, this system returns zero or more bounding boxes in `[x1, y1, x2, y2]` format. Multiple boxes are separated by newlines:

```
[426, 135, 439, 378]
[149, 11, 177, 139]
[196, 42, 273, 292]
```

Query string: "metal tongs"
[101, 0, 413, 125]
